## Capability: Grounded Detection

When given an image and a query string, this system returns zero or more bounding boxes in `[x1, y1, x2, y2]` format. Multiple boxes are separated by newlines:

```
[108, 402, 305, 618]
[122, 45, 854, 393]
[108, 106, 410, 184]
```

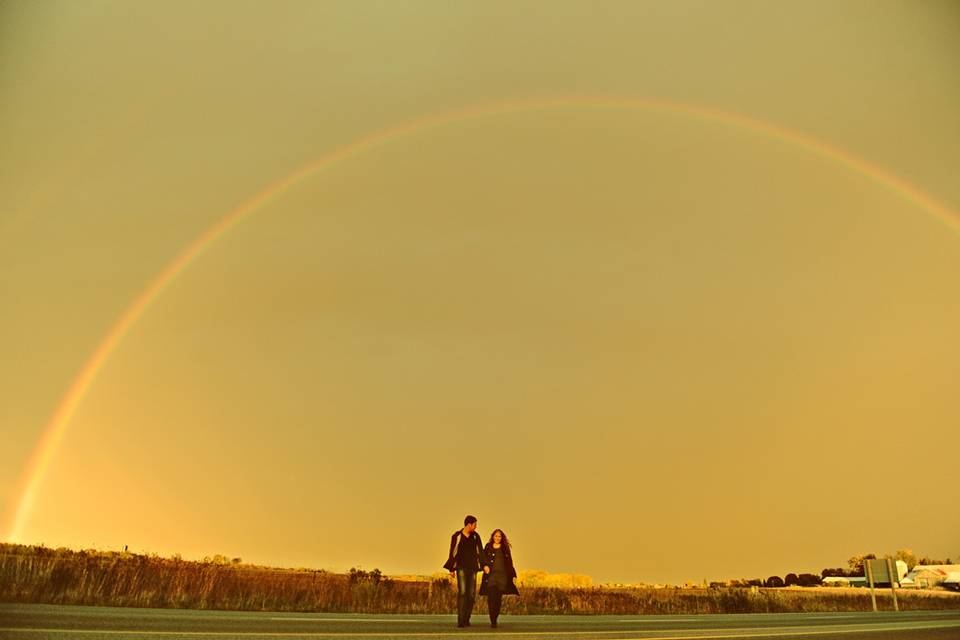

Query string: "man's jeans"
[456, 569, 478, 625]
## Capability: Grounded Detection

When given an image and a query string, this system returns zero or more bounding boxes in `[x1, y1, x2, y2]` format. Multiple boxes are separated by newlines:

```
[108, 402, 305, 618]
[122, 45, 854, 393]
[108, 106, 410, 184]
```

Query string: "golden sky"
[1, 1, 958, 584]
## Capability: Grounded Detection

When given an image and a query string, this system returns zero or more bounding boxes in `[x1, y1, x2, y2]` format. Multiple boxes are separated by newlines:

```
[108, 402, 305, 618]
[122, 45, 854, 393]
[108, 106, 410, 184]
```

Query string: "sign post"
[864, 559, 900, 612]
[886, 558, 900, 612]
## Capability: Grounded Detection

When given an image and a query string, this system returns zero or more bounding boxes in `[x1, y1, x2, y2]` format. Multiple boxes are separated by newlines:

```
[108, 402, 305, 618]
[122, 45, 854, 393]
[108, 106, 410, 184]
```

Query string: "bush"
[348, 567, 382, 585]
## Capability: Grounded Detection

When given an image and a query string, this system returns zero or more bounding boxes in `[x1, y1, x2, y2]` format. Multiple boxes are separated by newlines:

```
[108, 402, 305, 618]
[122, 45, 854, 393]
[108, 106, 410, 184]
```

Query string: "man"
[443, 515, 484, 628]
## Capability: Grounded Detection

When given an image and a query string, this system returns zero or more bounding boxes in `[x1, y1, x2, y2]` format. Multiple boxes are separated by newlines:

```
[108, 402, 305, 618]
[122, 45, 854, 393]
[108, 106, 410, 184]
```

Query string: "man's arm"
[444, 532, 461, 572]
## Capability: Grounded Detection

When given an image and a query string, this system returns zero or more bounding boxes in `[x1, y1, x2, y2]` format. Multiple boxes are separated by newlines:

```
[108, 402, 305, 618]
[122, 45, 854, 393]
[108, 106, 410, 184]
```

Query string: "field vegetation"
[2, 543, 958, 614]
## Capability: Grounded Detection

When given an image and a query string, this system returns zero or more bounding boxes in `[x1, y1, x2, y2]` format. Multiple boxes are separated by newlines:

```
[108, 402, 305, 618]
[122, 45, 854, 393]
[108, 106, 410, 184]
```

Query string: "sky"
[1, 0, 959, 585]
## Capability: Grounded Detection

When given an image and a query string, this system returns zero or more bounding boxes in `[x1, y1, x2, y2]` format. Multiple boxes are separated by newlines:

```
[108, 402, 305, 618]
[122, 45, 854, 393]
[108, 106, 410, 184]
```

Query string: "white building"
[898, 564, 960, 589]
[823, 560, 907, 588]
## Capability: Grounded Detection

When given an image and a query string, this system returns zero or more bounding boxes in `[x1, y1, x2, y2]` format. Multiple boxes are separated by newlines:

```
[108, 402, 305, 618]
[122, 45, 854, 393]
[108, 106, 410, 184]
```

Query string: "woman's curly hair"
[487, 528, 511, 549]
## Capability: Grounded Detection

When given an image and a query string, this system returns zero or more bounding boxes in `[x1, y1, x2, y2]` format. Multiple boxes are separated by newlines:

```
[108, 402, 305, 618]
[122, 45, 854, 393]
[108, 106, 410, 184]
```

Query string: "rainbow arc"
[6, 96, 958, 543]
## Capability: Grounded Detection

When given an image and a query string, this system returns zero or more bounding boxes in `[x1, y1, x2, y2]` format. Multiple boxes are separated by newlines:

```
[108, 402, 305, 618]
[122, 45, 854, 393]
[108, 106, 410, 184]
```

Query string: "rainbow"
[6, 95, 959, 542]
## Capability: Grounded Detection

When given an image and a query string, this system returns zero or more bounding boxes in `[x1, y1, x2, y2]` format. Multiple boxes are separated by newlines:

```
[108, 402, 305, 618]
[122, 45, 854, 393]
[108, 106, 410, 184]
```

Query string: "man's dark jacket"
[478, 542, 520, 596]
[442, 530, 484, 572]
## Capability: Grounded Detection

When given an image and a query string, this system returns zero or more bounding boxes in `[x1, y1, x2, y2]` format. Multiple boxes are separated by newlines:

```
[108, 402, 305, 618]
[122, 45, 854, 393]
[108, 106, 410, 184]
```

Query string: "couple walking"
[443, 515, 519, 628]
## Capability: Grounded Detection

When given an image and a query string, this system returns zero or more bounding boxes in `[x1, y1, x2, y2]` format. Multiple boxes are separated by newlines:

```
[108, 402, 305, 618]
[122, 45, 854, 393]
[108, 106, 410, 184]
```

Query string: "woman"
[478, 529, 519, 628]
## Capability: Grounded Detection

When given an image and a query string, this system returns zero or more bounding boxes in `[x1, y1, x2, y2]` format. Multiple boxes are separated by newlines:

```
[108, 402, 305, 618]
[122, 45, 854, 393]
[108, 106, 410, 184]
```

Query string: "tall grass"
[2, 544, 958, 614]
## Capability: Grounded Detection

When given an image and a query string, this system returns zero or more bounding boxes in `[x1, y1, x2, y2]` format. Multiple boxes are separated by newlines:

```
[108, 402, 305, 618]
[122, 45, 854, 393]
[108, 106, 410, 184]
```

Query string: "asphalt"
[1, 604, 959, 640]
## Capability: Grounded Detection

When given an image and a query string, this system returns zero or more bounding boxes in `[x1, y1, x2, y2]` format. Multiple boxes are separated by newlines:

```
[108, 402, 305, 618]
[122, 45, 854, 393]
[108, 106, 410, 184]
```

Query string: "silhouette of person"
[443, 515, 484, 628]
[479, 529, 519, 627]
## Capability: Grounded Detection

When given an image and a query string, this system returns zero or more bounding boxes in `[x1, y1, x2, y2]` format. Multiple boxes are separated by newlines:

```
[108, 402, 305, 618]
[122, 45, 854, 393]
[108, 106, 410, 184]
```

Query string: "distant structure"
[822, 561, 908, 588]
[822, 576, 866, 587]
[874, 560, 909, 586]
[899, 564, 960, 590]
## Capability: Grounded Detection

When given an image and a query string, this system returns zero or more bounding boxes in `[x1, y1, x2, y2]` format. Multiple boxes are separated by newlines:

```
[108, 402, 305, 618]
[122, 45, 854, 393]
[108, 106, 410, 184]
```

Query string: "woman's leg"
[488, 585, 502, 625]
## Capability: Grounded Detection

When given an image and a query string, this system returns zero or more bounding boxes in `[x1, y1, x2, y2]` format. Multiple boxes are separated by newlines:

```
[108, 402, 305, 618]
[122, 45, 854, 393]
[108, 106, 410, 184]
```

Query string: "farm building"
[822, 561, 907, 588]
[900, 565, 960, 589]
[861, 560, 908, 587]
[822, 576, 867, 587]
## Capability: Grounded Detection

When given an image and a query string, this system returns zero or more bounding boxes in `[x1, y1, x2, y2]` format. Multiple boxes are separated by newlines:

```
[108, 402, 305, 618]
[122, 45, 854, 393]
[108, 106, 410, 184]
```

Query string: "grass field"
[3, 543, 958, 614]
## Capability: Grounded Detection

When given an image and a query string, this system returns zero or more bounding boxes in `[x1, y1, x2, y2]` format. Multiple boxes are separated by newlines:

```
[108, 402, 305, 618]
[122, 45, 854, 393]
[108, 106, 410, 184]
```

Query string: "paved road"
[1, 604, 958, 640]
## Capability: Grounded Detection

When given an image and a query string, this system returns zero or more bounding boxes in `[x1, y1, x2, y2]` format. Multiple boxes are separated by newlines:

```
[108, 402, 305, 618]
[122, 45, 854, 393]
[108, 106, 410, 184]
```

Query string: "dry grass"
[3, 544, 958, 614]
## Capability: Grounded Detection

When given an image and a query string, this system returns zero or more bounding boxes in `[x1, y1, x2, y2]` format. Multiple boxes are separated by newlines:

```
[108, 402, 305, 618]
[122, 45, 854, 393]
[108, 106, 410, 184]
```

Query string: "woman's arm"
[475, 535, 487, 570]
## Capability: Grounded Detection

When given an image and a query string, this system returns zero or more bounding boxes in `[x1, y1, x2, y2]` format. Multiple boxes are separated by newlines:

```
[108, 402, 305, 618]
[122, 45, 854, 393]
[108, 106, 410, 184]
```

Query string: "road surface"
[1, 604, 959, 639]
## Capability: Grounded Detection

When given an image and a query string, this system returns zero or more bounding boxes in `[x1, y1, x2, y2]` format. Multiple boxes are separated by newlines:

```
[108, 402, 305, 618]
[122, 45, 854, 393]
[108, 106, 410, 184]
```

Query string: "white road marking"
[616, 613, 959, 624]
[267, 618, 421, 623]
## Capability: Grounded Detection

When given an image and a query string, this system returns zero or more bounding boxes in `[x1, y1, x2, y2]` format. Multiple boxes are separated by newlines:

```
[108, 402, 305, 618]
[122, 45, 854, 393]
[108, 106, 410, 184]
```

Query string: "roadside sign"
[865, 559, 893, 583]
[864, 558, 899, 612]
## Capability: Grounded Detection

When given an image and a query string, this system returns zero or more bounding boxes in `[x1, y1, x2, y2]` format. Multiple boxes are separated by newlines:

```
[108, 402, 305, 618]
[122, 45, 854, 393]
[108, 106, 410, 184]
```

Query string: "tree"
[847, 554, 876, 575]
[765, 576, 784, 588]
[894, 549, 918, 570]
[784, 573, 799, 586]
[797, 573, 822, 587]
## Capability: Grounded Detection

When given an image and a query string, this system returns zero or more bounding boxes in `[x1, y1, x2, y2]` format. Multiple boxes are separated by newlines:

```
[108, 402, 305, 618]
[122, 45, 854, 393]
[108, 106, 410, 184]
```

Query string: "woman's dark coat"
[478, 542, 520, 596]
